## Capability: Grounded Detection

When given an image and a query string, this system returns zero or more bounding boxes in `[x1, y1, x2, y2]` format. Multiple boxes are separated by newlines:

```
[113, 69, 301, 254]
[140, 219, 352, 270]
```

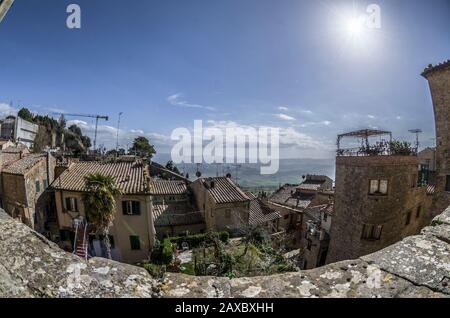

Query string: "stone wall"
[327, 155, 433, 264]
[422, 61, 450, 213]
[1, 206, 450, 298]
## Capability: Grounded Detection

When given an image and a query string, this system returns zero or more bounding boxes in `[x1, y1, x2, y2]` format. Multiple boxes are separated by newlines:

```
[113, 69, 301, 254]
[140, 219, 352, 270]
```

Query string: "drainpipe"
[46, 151, 50, 186]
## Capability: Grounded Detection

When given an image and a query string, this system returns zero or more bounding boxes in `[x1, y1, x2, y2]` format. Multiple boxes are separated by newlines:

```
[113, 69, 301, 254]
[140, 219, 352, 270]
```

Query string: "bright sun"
[346, 16, 365, 38]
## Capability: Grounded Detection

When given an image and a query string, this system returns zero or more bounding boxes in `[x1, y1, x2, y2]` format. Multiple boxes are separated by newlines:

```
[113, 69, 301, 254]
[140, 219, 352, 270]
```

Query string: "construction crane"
[53, 112, 109, 151]
[0, 0, 15, 24]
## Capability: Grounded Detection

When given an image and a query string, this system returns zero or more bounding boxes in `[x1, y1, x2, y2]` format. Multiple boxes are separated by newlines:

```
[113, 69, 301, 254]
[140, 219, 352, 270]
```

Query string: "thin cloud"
[167, 93, 216, 111]
[0, 103, 18, 117]
[276, 113, 296, 121]
[278, 106, 289, 111]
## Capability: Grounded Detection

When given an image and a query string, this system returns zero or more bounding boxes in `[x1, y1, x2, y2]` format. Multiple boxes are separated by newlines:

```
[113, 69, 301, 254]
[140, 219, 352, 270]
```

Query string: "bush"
[180, 262, 195, 275]
[219, 231, 230, 243]
[143, 263, 163, 277]
[389, 140, 414, 156]
[161, 238, 174, 264]
[168, 231, 229, 249]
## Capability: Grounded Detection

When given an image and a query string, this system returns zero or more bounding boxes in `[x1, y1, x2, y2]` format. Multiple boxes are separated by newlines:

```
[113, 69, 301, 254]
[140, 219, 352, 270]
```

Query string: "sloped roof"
[2, 153, 46, 175]
[201, 177, 250, 204]
[52, 160, 147, 194]
[269, 184, 313, 209]
[249, 198, 281, 226]
[297, 183, 322, 191]
[304, 204, 334, 221]
[149, 179, 188, 195]
[2, 144, 28, 153]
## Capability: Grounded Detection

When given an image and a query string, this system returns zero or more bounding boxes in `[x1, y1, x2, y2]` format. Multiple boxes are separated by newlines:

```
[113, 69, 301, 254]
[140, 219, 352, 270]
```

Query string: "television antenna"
[408, 129, 422, 151]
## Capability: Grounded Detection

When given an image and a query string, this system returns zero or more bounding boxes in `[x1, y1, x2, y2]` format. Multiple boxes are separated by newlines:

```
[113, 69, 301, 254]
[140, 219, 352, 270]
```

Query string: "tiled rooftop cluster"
[52, 160, 148, 194]
[249, 198, 282, 226]
[200, 177, 251, 204]
[2, 153, 47, 175]
[149, 179, 188, 195]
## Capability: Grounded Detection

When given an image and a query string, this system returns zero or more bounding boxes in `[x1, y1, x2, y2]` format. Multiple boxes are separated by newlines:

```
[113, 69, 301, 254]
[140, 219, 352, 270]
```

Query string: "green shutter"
[129, 235, 140, 250]
[132, 201, 141, 215]
[122, 201, 128, 214]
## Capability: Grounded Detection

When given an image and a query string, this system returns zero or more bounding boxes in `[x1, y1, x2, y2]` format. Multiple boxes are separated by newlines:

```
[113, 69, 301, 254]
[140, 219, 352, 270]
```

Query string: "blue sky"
[0, 0, 449, 159]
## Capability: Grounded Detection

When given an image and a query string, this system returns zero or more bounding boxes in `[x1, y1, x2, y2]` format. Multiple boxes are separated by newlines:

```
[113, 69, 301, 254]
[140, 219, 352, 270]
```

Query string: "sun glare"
[346, 16, 365, 38]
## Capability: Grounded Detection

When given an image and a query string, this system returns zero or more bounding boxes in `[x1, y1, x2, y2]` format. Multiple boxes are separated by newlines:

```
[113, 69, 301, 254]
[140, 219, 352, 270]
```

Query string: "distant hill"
[152, 153, 335, 193]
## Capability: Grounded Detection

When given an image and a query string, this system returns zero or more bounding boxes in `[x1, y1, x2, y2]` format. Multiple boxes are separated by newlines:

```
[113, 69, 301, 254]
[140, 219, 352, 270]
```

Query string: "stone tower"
[326, 130, 432, 264]
[422, 60, 450, 213]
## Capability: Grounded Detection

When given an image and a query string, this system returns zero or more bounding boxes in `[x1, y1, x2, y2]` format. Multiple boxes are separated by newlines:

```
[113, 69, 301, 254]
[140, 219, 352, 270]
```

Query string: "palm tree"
[83, 173, 121, 259]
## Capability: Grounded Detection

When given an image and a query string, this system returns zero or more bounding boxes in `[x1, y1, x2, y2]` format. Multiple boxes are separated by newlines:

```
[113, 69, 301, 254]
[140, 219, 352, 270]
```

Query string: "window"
[416, 206, 422, 219]
[361, 224, 383, 240]
[323, 213, 328, 222]
[284, 214, 289, 220]
[306, 239, 312, 251]
[446, 176, 450, 192]
[411, 174, 417, 188]
[122, 200, 141, 215]
[35, 180, 41, 193]
[369, 179, 388, 195]
[43, 179, 48, 189]
[405, 211, 412, 226]
[225, 209, 231, 219]
[129, 235, 141, 250]
[65, 197, 78, 212]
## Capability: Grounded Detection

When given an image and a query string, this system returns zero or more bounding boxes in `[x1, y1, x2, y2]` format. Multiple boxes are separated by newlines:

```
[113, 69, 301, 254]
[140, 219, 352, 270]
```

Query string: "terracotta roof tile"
[201, 177, 250, 204]
[249, 198, 281, 226]
[2, 154, 46, 175]
[150, 180, 188, 195]
[52, 160, 147, 194]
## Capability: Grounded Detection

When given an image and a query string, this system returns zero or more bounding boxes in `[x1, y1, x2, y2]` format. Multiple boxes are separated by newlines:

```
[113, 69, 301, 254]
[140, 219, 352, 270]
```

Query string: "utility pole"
[116, 112, 123, 152]
[408, 129, 423, 152]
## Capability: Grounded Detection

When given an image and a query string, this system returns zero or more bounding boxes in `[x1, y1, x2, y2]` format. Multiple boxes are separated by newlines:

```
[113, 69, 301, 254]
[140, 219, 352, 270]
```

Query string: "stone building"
[190, 177, 251, 233]
[52, 160, 155, 264]
[267, 175, 334, 250]
[422, 60, 450, 213]
[0, 115, 39, 148]
[326, 130, 434, 264]
[418, 147, 436, 185]
[150, 179, 205, 239]
[0, 139, 15, 150]
[300, 203, 333, 269]
[0, 152, 56, 232]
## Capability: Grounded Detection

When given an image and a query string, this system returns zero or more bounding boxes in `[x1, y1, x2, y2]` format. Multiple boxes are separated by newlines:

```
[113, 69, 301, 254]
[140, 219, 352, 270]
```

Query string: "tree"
[129, 136, 156, 158]
[165, 160, 181, 175]
[17, 107, 34, 122]
[82, 173, 121, 259]
[65, 124, 91, 154]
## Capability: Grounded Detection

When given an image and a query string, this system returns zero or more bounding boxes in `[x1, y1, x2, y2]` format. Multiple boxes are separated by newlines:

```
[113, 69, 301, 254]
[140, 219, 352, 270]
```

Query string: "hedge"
[169, 231, 229, 249]
[161, 238, 175, 264]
